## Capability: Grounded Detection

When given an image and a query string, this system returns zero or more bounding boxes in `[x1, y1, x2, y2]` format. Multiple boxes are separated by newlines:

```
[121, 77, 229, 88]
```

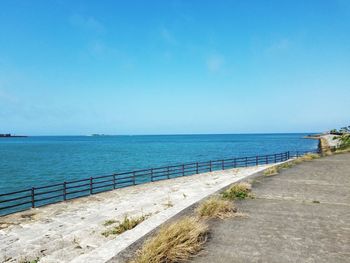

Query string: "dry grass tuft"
[222, 182, 252, 200]
[19, 258, 40, 263]
[103, 219, 118, 226]
[130, 217, 208, 263]
[278, 162, 294, 169]
[293, 153, 320, 163]
[299, 153, 320, 161]
[263, 166, 279, 176]
[196, 197, 237, 219]
[102, 214, 148, 237]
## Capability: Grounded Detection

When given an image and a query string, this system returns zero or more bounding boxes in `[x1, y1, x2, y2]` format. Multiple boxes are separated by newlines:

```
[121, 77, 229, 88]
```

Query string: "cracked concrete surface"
[192, 153, 350, 263]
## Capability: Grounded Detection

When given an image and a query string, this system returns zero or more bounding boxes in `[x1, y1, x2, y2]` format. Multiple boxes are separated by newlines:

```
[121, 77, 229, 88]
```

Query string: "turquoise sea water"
[0, 134, 318, 193]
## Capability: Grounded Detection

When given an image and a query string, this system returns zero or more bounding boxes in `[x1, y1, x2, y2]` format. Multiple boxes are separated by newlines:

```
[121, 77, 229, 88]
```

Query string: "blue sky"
[0, 0, 349, 135]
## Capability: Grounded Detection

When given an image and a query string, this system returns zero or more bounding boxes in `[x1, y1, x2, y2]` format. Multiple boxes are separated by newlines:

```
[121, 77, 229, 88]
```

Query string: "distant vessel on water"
[0, 133, 27, 138]
[91, 134, 114, 137]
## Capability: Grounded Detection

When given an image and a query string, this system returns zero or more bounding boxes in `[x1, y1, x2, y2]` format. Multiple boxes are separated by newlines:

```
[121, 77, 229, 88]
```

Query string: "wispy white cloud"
[70, 14, 106, 34]
[206, 53, 225, 72]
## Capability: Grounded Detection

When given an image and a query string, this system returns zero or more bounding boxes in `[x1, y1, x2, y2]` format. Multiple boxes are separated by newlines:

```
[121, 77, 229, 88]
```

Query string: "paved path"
[193, 153, 350, 263]
[0, 165, 273, 263]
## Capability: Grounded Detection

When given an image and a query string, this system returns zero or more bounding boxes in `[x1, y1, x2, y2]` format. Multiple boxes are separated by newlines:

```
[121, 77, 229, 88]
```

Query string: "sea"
[0, 134, 318, 194]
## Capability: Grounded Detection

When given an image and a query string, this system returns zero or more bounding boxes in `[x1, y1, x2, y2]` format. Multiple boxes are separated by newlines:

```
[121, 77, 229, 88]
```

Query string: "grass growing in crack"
[222, 182, 252, 200]
[264, 162, 295, 176]
[278, 162, 294, 169]
[297, 153, 320, 162]
[20, 258, 40, 263]
[130, 217, 208, 263]
[103, 219, 118, 226]
[196, 197, 237, 219]
[102, 214, 149, 237]
[263, 166, 279, 176]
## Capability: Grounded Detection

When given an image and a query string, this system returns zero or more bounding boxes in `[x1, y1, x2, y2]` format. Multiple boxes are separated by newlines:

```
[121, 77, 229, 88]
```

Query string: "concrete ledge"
[1, 163, 287, 263]
[75, 163, 287, 263]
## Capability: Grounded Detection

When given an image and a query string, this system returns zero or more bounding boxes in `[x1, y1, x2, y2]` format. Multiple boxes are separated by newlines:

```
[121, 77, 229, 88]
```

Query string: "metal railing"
[0, 151, 299, 216]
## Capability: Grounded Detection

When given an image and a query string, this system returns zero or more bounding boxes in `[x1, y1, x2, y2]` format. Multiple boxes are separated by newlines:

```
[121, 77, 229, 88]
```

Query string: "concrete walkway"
[0, 164, 274, 263]
[193, 153, 350, 263]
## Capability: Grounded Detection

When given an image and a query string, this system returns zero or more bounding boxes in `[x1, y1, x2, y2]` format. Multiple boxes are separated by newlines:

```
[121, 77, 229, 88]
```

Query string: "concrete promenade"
[192, 153, 350, 263]
[0, 164, 274, 263]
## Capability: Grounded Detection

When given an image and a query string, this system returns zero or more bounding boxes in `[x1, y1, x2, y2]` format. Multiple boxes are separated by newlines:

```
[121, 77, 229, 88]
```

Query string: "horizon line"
[10, 131, 322, 137]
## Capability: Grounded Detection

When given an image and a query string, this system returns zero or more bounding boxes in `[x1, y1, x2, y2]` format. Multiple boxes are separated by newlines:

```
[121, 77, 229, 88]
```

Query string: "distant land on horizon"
[1, 131, 322, 137]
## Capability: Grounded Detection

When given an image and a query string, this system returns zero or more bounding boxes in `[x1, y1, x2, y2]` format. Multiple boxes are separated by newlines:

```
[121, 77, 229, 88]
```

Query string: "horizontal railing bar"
[152, 171, 182, 178]
[66, 183, 91, 190]
[114, 175, 135, 181]
[0, 200, 32, 210]
[66, 178, 91, 184]
[0, 194, 32, 204]
[92, 179, 113, 185]
[35, 182, 64, 190]
[114, 171, 134, 176]
[184, 168, 197, 173]
[0, 188, 31, 197]
[92, 174, 113, 180]
[0, 206, 29, 216]
[151, 170, 168, 175]
[33, 188, 63, 196]
[152, 176, 169, 182]
[66, 188, 90, 196]
[34, 194, 64, 203]
[133, 172, 152, 177]
[115, 180, 134, 185]
[92, 183, 115, 190]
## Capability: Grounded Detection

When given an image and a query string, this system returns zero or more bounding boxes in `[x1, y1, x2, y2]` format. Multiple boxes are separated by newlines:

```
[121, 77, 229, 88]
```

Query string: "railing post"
[266, 155, 268, 164]
[182, 164, 185, 176]
[209, 160, 212, 172]
[113, 174, 116, 189]
[63, 182, 67, 201]
[31, 187, 35, 208]
[256, 156, 258, 166]
[234, 158, 236, 168]
[274, 154, 277, 163]
[222, 160, 225, 170]
[287, 151, 290, 160]
[167, 167, 170, 179]
[151, 168, 154, 182]
[133, 171, 136, 185]
[196, 162, 199, 174]
[245, 157, 248, 167]
[90, 177, 93, 195]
